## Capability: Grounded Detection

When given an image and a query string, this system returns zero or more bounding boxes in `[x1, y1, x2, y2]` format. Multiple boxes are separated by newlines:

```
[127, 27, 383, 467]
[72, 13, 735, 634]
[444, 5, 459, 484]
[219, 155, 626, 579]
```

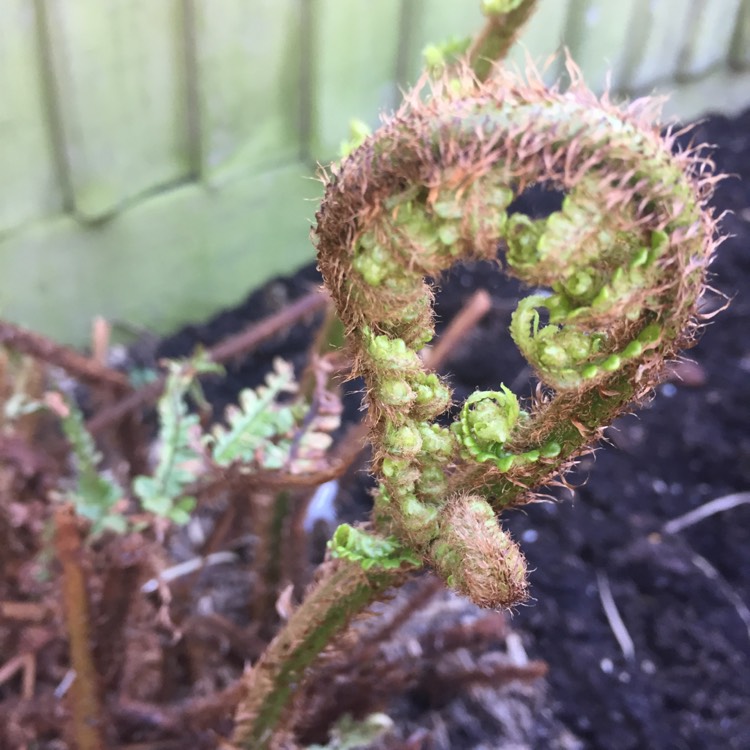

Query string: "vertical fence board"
[563, 0, 636, 92]
[619, 0, 693, 92]
[679, 0, 744, 78]
[308, 0, 403, 161]
[506, 0, 570, 74]
[2, 0, 750, 346]
[193, 0, 302, 179]
[44, 0, 190, 221]
[0, 1, 61, 234]
[400, 0, 484, 85]
[731, 0, 750, 69]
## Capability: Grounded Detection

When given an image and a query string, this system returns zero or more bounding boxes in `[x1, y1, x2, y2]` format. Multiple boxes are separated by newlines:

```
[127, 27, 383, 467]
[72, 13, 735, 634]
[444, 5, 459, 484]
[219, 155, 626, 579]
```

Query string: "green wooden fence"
[2, 0, 749, 344]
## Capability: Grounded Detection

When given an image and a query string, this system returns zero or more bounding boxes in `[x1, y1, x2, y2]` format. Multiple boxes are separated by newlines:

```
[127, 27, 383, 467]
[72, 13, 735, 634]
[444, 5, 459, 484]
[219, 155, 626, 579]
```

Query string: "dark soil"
[151, 105, 750, 749]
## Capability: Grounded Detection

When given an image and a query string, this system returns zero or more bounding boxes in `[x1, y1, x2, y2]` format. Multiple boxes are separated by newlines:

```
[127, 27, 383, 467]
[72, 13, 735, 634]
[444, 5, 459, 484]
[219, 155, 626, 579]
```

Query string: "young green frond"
[133, 353, 221, 524]
[50, 393, 126, 536]
[209, 358, 298, 469]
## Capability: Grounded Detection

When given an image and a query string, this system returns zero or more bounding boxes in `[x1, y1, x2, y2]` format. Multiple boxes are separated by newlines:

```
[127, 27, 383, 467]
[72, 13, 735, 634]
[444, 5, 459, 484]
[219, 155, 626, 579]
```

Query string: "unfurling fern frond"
[314, 63, 719, 608]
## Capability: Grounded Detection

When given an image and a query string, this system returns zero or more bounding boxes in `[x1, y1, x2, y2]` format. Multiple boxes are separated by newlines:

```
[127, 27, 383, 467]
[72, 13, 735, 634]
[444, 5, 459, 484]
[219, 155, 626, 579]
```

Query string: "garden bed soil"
[154, 104, 750, 749]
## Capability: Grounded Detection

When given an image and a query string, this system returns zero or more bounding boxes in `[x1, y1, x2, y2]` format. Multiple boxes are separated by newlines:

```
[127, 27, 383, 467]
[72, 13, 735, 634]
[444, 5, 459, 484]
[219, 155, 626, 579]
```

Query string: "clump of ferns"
[43, 354, 342, 539]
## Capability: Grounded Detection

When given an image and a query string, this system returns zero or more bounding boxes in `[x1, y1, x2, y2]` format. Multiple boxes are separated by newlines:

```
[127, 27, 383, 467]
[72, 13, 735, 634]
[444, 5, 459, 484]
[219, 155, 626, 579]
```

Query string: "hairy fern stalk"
[233, 55, 720, 748]
[315, 63, 719, 609]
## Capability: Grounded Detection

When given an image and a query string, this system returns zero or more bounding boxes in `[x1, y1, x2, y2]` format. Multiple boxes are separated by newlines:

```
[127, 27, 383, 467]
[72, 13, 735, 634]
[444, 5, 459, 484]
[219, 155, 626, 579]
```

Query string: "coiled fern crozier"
[315, 63, 718, 608]
[232, 35, 720, 750]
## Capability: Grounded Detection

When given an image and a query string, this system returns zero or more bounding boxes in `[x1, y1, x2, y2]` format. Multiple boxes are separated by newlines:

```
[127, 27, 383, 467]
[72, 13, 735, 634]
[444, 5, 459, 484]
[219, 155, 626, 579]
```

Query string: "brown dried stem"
[54, 504, 107, 750]
[0, 319, 129, 390]
[425, 288, 492, 369]
[87, 290, 328, 435]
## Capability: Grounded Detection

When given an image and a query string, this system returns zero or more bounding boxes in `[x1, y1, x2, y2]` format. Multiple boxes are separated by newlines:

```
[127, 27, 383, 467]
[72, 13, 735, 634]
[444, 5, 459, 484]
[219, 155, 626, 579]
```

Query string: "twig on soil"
[688, 551, 750, 643]
[54, 504, 107, 750]
[662, 492, 750, 535]
[112, 681, 245, 735]
[90, 316, 111, 367]
[192, 460, 350, 511]
[209, 290, 329, 364]
[140, 550, 238, 594]
[424, 289, 492, 370]
[0, 653, 36, 699]
[0, 319, 130, 390]
[0, 600, 52, 623]
[86, 290, 328, 436]
[596, 570, 635, 661]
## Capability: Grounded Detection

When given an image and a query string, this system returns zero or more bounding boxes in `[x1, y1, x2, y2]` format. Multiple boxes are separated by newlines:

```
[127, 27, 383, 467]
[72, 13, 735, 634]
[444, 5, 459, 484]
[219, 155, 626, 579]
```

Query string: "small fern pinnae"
[47, 392, 126, 536]
[315, 63, 719, 608]
[209, 358, 298, 469]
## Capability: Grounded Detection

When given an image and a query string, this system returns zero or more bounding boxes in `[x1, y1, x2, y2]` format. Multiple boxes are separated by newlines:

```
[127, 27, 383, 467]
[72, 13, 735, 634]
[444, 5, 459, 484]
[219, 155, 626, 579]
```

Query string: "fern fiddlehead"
[315, 65, 718, 608]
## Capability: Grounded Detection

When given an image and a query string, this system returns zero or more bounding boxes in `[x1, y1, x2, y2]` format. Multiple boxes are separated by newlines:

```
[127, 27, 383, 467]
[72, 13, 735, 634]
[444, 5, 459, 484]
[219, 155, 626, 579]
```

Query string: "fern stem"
[0, 318, 129, 390]
[54, 505, 107, 750]
[231, 560, 403, 748]
[234, 3, 718, 741]
[468, 0, 541, 80]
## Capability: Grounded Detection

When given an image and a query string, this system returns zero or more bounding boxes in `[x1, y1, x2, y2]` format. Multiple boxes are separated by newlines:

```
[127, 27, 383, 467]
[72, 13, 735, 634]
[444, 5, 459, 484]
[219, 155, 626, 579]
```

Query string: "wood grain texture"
[43, 0, 191, 221]
[0, 1, 62, 233]
[562, 0, 636, 92]
[192, 0, 303, 180]
[307, 0, 403, 161]
[730, 0, 750, 69]
[677, 0, 743, 79]
[617, 0, 693, 92]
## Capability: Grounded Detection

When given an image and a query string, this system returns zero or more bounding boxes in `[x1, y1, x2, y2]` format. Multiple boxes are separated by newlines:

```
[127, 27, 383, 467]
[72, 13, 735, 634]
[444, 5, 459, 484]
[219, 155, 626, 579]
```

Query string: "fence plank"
[43, 0, 190, 221]
[731, 0, 750, 69]
[659, 67, 750, 121]
[678, 0, 743, 78]
[0, 163, 321, 345]
[563, 0, 638, 92]
[399, 0, 483, 85]
[0, 1, 62, 234]
[618, 0, 693, 93]
[506, 0, 570, 74]
[308, 0, 403, 161]
[193, 0, 303, 179]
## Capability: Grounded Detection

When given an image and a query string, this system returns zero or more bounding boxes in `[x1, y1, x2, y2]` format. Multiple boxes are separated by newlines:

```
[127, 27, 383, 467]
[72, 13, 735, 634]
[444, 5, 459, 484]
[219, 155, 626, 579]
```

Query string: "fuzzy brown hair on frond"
[315, 59, 720, 609]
